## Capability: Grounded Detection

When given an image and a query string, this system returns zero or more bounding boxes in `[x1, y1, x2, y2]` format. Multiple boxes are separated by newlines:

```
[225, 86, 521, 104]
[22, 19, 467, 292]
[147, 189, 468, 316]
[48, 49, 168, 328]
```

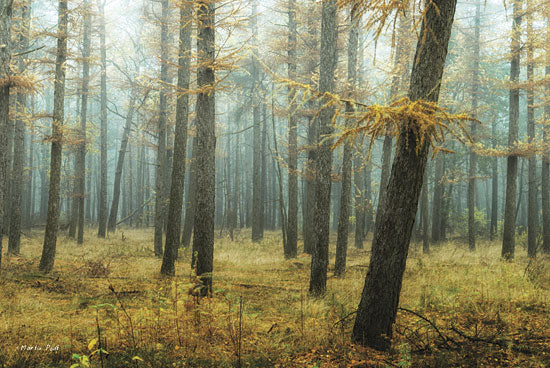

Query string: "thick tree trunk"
[161, 3, 191, 276]
[502, 0, 522, 260]
[286, 0, 298, 258]
[192, 0, 216, 293]
[309, 0, 337, 297]
[335, 7, 358, 277]
[107, 84, 137, 232]
[97, 0, 108, 238]
[39, 0, 68, 273]
[352, 0, 457, 350]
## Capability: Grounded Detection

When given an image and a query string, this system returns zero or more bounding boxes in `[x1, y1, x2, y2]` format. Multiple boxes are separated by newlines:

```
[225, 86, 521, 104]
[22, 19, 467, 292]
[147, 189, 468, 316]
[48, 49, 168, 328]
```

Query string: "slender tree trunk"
[526, 1, 537, 258]
[354, 153, 365, 249]
[39, 0, 68, 273]
[154, 0, 170, 256]
[502, 0, 522, 260]
[422, 164, 429, 253]
[431, 154, 444, 242]
[309, 0, 337, 297]
[182, 135, 197, 248]
[0, 0, 13, 266]
[543, 13, 550, 254]
[97, 0, 108, 237]
[107, 82, 137, 232]
[352, 0, 457, 350]
[286, 0, 298, 258]
[76, 4, 91, 245]
[490, 119, 499, 240]
[335, 7, 358, 277]
[8, 0, 31, 254]
[468, 0, 480, 251]
[161, 2, 191, 276]
[193, 0, 216, 294]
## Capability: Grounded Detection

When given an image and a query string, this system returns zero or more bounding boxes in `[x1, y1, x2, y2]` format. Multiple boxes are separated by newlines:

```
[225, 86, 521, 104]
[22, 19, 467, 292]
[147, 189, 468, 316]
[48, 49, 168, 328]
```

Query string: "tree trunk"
[352, 0, 457, 350]
[76, 3, 91, 245]
[97, 0, 108, 238]
[182, 135, 197, 248]
[107, 83, 137, 232]
[8, 0, 31, 254]
[161, 2, 191, 276]
[526, 1, 537, 258]
[422, 164, 429, 253]
[286, 0, 298, 258]
[502, 0, 522, 260]
[490, 119, 499, 240]
[431, 154, 444, 242]
[335, 7, 358, 277]
[354, 153, 365, 249]
[39, 0, 68, 273]
[154, 0, 171, 256]
[309, 0, 337, 297]
[468, 0, 480, 251]
[192, 0, 216, 294]
[543, 13, 550, 254]
[0, 0, 13, 266]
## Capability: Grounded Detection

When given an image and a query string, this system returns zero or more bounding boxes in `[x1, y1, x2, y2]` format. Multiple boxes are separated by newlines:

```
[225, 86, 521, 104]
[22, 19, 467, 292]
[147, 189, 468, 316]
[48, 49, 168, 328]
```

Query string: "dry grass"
[0, 229, 548, 367]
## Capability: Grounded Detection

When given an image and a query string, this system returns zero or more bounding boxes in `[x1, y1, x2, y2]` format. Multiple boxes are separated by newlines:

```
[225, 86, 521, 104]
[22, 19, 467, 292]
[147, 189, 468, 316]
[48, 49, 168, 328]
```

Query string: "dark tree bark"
[8, 0, 31, 255]
[352, 0, 457, 350]
[154, 0, 170, 256]
[526, 3, 537, 258]
[286, 0, 298, 258]
[468, 0, 480, 251]
[502, 0, 522, 260]
[161, 2, 191, 276]
[97, 0, 108, 238]
[107, 83, 137, 232]
[192, 0, 216, 293]
[303, 0, 319, 254]
[0, 0, 13, 266]
[374, 9, 410, 236]
[39, 0, 68, 273]
[335, 6, 358, 277]
[309, 0, 337, 297]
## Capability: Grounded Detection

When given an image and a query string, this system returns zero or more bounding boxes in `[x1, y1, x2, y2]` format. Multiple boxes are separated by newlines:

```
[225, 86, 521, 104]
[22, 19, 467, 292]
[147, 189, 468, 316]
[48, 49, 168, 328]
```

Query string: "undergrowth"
[0, 229, 548, 367]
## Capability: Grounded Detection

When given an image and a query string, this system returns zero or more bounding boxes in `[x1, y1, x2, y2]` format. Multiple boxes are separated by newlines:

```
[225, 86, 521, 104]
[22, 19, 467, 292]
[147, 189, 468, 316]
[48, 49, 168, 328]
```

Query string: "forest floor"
[0, 229, 549, 368]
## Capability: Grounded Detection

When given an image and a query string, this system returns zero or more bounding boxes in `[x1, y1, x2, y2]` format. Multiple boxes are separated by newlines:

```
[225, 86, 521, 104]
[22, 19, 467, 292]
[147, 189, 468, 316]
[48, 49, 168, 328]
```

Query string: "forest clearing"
[0, 229, 548, 367]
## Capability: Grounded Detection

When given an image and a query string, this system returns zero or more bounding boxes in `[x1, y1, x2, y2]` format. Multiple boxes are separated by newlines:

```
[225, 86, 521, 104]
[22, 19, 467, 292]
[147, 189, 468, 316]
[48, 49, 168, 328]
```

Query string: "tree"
[0, 0, 13, 267]
[76, 1, 91, 245]
[8, 0, 31, 255]
[502, 0, 522, 260]
[309, 0, 337, 296]
[543, 9, 550, 254]
[97, 0, 108, 238]
[468, 0, 480, 252]
[39, 0, 68, 273]
[352, 0, 458, 350]
[285, 0, 298, 258]
[335, 6, 358, 277]
[526, 0, 537, 258]
[193, 0, 216, 294]
[153, 0, 171, 257]
[161, 1, 191, 276]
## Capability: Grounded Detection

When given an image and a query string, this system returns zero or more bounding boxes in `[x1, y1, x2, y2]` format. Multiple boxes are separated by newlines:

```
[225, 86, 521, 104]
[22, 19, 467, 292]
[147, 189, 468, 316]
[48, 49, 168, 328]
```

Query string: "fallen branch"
[398, 307, 458, 348]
